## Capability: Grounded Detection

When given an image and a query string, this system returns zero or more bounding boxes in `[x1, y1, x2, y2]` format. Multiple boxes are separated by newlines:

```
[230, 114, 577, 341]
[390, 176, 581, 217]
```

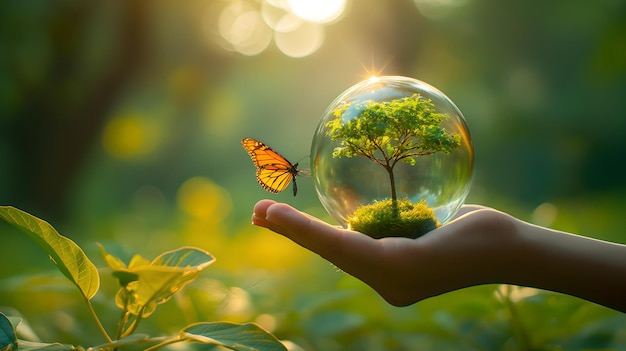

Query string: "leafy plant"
[0, 206, 288, 351]
[326, 93, 461, 204]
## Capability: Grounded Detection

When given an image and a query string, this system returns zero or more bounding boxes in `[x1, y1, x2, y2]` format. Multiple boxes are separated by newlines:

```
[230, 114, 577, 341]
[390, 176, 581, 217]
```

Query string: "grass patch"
[347, 198, 440, 239]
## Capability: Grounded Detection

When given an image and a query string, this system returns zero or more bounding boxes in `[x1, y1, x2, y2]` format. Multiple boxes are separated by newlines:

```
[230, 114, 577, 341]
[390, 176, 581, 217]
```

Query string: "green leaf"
[11, 340, 76, 350]
[102, 246, 215, 316]
[0, 313, 17, 351]
[152, 246, 215, 268]
[182, 322, 287, 351]
[97, 243, 128, 271]
[0, 206, 100, 300]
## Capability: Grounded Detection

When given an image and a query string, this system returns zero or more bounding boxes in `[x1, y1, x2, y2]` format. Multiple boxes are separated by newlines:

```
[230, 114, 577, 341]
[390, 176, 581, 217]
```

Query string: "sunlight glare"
[213, 0, 350, 57]
[359, 59, 391, 81]
[288, 0, 347, 23]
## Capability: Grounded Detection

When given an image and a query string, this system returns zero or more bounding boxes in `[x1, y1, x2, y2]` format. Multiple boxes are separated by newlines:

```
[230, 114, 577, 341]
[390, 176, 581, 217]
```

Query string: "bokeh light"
[102, 114, 160, 159]
[274, 21, 324, 58]
[177, 176, 232, 223]
[218, 3, 273, 56]
[532, 202, 558, 227]
[213, 0, 348, 57]
[288, 0, 347, 23]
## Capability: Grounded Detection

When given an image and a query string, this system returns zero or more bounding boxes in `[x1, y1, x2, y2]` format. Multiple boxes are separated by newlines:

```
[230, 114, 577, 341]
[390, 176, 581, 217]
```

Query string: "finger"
[251, 201, 428, 301]
[251, 199, 279, 228]
[252, 199, 323, 234]
[253, 201, 382, 265]
[264, 202, 347, 259]
[252, 199, 278, 218]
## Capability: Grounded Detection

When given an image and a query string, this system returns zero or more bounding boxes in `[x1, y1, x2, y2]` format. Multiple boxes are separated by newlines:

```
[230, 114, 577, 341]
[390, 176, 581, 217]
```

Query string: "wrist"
[415, 209, 520, 298]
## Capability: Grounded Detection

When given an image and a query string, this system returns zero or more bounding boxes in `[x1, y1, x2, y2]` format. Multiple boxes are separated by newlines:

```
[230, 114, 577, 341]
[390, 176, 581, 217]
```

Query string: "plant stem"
[121, 305, 147, 338]
[85, 297, 113, 343]
[116, 310, 130, 340]
[142, 337, 186, 351]
[116, 289, 132, 340]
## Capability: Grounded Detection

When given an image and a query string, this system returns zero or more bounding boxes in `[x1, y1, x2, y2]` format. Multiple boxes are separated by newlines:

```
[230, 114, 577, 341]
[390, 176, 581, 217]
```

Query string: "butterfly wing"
[241, 138, 299, 195]
[256, 161, 297, 195]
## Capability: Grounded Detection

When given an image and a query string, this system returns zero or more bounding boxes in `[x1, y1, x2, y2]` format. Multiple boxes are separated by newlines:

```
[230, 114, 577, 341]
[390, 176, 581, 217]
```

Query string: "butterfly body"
[241, 138, 302, 196]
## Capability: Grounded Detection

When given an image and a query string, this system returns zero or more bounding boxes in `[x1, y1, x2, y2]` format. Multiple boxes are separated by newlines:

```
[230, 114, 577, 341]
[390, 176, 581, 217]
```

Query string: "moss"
[347, 198, 440, 239]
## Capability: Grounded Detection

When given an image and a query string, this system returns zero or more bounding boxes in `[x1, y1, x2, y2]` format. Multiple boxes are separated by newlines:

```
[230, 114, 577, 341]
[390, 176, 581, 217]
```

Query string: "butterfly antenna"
[295, 155, 310, 174]
[296, 155, 310, 166]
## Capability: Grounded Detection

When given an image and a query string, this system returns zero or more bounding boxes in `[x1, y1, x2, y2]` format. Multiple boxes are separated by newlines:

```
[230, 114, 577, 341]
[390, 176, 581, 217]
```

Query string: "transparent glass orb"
[310, 76, 474, 229]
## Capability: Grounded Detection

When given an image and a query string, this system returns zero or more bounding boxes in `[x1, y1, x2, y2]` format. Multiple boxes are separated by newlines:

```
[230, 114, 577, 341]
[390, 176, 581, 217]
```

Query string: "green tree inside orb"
[326, 93, 461, 205]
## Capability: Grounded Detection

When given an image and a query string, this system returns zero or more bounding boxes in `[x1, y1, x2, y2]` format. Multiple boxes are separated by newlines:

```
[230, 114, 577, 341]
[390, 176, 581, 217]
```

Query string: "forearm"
[507, 218, 626, 312]
[425, 209, 626, 312]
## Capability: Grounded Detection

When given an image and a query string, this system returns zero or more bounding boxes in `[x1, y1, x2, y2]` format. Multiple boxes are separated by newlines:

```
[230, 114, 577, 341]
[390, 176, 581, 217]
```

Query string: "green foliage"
[0, 206, 624, 351]
[0, 207, 100, 300]
[348, 198, 440, 239]
[327, 94, 460, 164]
[0, 206, 287, 351]
[326, 94, 461, 203]
[100, 245, 214, 320]
[182, 323, 287, 351]
[0, 312, 17, 350]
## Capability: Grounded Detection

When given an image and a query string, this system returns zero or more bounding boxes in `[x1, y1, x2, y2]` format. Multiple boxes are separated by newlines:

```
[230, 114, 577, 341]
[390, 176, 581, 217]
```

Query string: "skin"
[252, 200, 626, 313]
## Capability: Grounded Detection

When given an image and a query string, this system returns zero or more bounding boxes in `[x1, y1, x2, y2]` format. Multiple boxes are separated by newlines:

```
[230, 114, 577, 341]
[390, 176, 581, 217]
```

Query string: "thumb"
[253, 200, 342, 257]
[252, 200, 381, 265]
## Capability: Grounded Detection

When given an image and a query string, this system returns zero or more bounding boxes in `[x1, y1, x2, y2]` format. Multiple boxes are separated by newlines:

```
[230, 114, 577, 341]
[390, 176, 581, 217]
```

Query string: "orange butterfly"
[241, 138, 304, 196]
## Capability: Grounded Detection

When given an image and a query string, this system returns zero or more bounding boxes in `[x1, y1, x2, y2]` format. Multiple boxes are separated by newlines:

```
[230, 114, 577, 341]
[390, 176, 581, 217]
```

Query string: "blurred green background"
[1, 0, 625, 349]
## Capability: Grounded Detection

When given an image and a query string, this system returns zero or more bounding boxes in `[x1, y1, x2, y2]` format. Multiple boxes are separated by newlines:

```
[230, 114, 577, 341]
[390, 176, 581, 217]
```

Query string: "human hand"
[252, 199, 515, 306]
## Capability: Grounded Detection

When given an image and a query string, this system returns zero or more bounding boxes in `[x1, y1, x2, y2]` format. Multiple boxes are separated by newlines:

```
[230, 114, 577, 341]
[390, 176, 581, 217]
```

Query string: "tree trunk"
[385, 165, 399, 217]
[387, 167, 397, 203]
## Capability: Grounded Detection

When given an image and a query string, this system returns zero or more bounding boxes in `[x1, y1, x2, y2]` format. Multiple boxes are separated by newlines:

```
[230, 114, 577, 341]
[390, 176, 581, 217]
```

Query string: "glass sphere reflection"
[310, 76, 474, 232]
